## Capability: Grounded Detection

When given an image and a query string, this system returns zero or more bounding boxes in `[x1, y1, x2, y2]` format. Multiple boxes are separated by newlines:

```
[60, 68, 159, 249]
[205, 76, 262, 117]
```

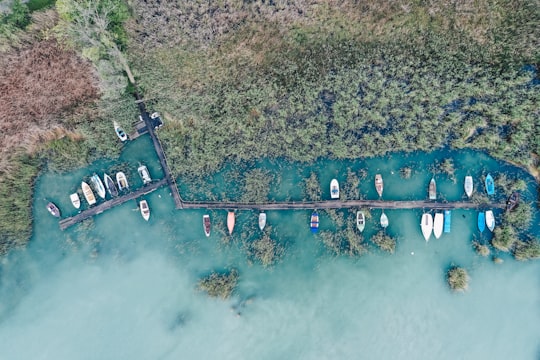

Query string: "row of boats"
[201, 211, 268, 237]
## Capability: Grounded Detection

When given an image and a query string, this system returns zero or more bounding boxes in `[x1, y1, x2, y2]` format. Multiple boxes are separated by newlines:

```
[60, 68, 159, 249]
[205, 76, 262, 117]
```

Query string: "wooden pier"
[59, 179, 167, 230]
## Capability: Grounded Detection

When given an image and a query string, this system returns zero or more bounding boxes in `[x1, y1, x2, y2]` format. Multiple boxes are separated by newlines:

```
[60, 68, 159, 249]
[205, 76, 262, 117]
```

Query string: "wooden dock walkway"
[59, 179, 167, 230]
[180, 199, 505, 211]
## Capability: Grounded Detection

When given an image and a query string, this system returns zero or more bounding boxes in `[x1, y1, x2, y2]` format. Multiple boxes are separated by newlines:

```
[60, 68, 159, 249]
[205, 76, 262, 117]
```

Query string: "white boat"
[421, 213, 433, 241]
[227, 211, 235, 235]
[356, 211, 365, 232]
[138, 164, 152, 185]
[46, 202, 61, 217]
[330, 179, 339, 199]
[428, 178, 436, 200]
[90, 173, 106, 199]
[203, 215, 211, 237]
[114, 121, 128, 142]
[375, 174, 383, 197]
[70, 193, 80, 209]
[103, 173, 118, 197]
[380, 211, 388, 228]
[464, 176, 473, 198]
[116, 172, 129, 191]
[81, 181, 96, 205]
[259, 212, 266, 231]
[485, 210, 495, 232]
[139, 200, 150, 221]
[433, 213, 444, 239]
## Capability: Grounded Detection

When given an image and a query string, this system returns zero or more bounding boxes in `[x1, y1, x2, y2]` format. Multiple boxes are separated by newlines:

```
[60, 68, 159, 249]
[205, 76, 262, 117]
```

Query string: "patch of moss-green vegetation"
[447, 266, 469, 292]
[198, 269, 239, 299]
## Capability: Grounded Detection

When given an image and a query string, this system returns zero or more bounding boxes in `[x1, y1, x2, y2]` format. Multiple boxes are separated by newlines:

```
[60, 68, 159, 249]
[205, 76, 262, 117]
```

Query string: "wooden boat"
[464, 176, 473, 198]
[113, 121, 128, 142]
[330, 179, 340, 199]
[70, 193, 80, 209]
[138, 164, 152, 185]
[227, 211, 235, 235]
[103, 173, 118, 197]
[485, 173, 495, 195]
[428, 178, 436, 200]
[116, 172, 129, 191]
[433, 213, 444, 239]
[310, 210, 319, 233]
[506, 192, 520, 211]
[356, 211, 365, 232]
[443, 210, 451, 233]
[421, 213, 433, 242]
[259, 212, 266, 231]
[81, 181, 96, 205]
[91, 173, 106, 199]
[485, 210, 495, 232]
[203, 214, 211, 237]
[46, 202, 61, 217]
[380, 211, 388, 228]
[139, 200, 150, 221]
[375, 174, 383, 197]
[478, 212, 486, 233]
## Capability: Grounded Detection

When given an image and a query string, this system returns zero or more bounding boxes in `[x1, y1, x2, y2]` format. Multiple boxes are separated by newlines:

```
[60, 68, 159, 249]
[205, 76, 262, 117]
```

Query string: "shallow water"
[0, 135, 539, 359]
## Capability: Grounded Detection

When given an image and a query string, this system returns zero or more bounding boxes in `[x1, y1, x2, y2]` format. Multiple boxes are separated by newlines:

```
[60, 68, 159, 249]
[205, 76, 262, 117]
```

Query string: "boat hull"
[114, 121, 128, 142]
[310, 211, 319, 233]
[421, 213, 433, 241]
[91, 174, 106, 199]
[81, 181, 96, 205]
[443, 210, 451, 233]
[116, 172, 129, 191]
[70, 193, 80, 209]
[478, 212, 486, 232]
[429, 178, 436, 200]
[433, 213, 444, 239]
[506, 192, 520, 211]
[485, 210, 495, 232]
[140, 200, 150, 221]
[356, 211, 365, 232]
[485, 174, 495, 195]
[227, 211, 235, 235]
[380, 212, 388, 228]
[203, 215, 211, 237]
[138, 165, 152, 185]
[46, 202, 61, 217]
[464, 176, 473, 198]
[104, 173, 118, 197]
[375, 174, 383, 197]
[259, 212, 266, 231]
[330, 179, 340, 199]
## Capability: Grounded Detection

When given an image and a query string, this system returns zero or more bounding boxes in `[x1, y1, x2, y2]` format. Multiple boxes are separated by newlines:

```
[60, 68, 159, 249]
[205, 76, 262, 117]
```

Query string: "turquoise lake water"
[0, 134, 539, 359]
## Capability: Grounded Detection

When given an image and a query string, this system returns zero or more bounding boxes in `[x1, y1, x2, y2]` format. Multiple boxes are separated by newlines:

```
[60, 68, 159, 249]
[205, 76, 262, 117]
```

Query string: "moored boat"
[91, 173, 106, 199]
[506, 192, 520, 211]
[380, 211, 388, 228]
[70, 193, 80, 209]
[443, 210, 451, 233]
[375, 174, 383, 197]
[116, 172, 129, 191]
[46, 202, 61, 217]
[203, 214, 211, 237]
[259, 212, 266, 231]
[478, 212, 486, 232]
[433, 213, 444, 239]
[138, 164, 152, 185]
[464, 176, 473, 198]
[485, 210, 495, 232]
[428, 178, 436, 200]
[330, 179, 340, 199]
[103, 173, 118, 197]
[113, 121, 128, 142]
[227, 211, 235, 235]
[485, 174, 495, 195]
[356, 211, 365, 232]
[421, 213, 433, 241]
[139, 200, 150, 221]
[310, 210, 319, 233]
[81, 181, 96, 205]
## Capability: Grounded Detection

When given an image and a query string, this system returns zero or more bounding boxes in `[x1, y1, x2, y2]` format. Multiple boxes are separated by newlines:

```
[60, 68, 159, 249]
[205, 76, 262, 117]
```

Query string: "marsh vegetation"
[198, 269, 239, 299]
[447, 266, 469, 292]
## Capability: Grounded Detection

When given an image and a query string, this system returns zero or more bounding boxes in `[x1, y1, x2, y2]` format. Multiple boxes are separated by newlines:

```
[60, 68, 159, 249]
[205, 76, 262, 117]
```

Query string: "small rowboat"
[356, 211, 365, 232]
[506, 192, 520, 212]
[259, 212, 266, 231]
[428, 178, 436, 200]
[104, 173, 118, 197]
[70, 193, 80, 209]
[421, 213, 433, 241]
[203, 215, 211, 237]
[380, 211, 388, 228]
[138, 164, 152, 185]
[433, 213, 444, 239]
[443, 210, 451, 233]
[330, 179, 339, 199]
[310, 211, 319, 233]
[375, 174, 383, 197]
[478, 212, 485, 233]
[91, 173, 106, 199]
[114, 121, 128, 142]
[464, 176, 473, 198]
[139, 200, 150, 221]
[485, 174, 495, 195]
[46, 202, 61, 217]
[485, 210, 495, 232]
[227, 211, 235, 235]
[81, 181, 96, 205]
[116, 172, 129, 191]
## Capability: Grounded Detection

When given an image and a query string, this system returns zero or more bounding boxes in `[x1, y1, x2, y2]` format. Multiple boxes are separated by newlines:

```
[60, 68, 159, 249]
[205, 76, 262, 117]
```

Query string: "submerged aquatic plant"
[198, 269, 239, 299]
[513, 239, 540, 261]
[472, 241, 490, 257]
[371, 230, 396, 254]
[447, 266, 469, 292]
[245, 231, 284, 267]
[399, 166, 412, 179]
[491, 225, 517, 252]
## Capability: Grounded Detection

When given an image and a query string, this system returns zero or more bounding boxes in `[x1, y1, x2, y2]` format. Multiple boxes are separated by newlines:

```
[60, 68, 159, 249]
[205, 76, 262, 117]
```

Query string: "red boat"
[46, 202, 61, 217]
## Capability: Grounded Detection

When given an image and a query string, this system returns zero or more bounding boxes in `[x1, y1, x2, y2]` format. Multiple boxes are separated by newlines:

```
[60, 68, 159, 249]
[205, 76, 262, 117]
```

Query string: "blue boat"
[485, 174, 495, 195]
[310, 211, 319, 233]
[443, 210, 451, 233]
[478, 212, 486, 232]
